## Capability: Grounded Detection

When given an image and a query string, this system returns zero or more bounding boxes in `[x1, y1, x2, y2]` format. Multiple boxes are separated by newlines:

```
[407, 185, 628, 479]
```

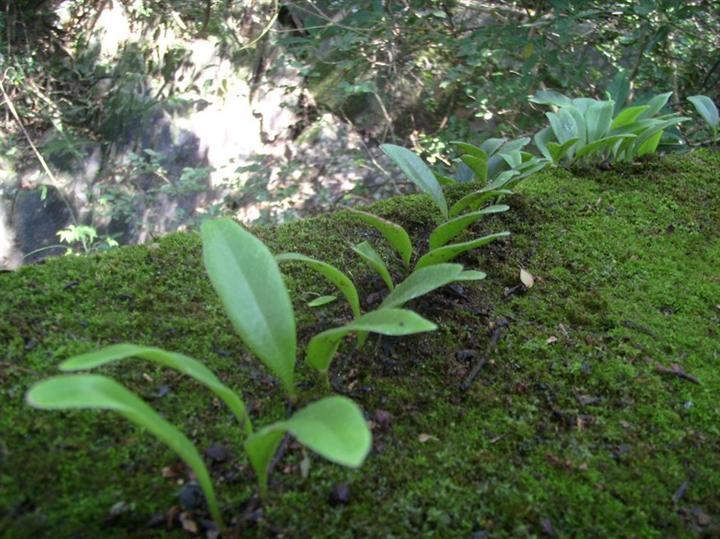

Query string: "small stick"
[461, 317, 509, 390]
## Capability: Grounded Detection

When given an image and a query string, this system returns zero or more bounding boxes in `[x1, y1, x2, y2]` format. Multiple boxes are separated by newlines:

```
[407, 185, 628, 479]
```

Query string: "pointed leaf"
[638, 91, 673, 119]
[306, 309, 438, 372]
[60, 343, 251, 434]
[547, 109, 577, 144]
[688, 95, 719, 128]
[497, 137, 531, 155]
[345, 207, 412, 268]
[455, 270, 487, 281]
[575, 134, 636, 159]
[202, 219, 296, 395]
[451, 141, 487, 160]
[308, 295, 337, 307]
[585, 100, 614, 141]
[534, 126, 554, 161]
[429, 205, 509, 249]
[449, 189, 513, 218]
[352, 241, 394, 290]
[244, 427, 284, 499]
[547, 138, 578, 163]
[611, 105, 650, 130]
[380, 144, 448, 218]
[381, 264, 464, 309]
[636, 129, 664, 156]
[415, 232, 510, 269]
[276, 253, 361, 319]
[460, 154, 488, 182]
[27, 375, 223, 526]
[530, 90, 572, 107]
[480, 137, 507, 156]
[435, 172, 456, 186]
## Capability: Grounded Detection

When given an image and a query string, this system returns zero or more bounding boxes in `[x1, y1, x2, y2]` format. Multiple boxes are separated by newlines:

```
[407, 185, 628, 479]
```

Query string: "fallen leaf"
[520, 268, 534, 288]
[546, 336, 558, 344]
[179, 512, 198, 534]
[418, 433, 439, 443]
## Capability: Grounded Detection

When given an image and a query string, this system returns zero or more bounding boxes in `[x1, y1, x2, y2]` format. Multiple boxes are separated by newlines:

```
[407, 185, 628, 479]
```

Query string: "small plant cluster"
[22, 87, 719, 532]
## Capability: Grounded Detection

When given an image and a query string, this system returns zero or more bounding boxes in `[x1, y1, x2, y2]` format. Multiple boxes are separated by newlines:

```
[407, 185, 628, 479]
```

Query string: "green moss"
[1, 150, 720, 537]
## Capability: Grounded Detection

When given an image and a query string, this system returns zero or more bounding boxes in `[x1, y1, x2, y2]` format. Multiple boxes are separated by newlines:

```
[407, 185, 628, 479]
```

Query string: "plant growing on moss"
[531, 90, 689, 164]
[688, 95, 719, 143]
[26, 219, 376, 529]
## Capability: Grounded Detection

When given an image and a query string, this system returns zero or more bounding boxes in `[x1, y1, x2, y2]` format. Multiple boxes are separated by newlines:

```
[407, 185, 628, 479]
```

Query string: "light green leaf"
[449, 189, 513, 218]
[26, 375, 223, 527]
[611, 105, 650, 130]
[60, 343, 251, 434]
[435, 173, 456, 186]
[276, 253, 361, 320]
[415, 232, 510, 270]
[460, 154, 488, 182]
[480, 137, 506, 156]
[345, 207, 412, 268]
[497, 137, 531, 155]
[245, 396, 372, 497]
[585, 100, 614, 141]
[455, 270, 487, 281]
[380, 144, 448, 219]
[547, 109, 577, 144]
[452, 141, 487, 160]
[380, 263, 464, 309]
[688, 95, 719, 128]
[547, 138, 578, 164]
[429, 205, 509, 250]
[533, 127, 554, 162]
[635, 129, 664, 156]
[530, 90, 572, 107]
[353, 241, 394, 290]
[306, 309, 437, 372]
[638, 91, 673, 119]
[201, 219, 296, 396]
[308, 295, 337, 308]
[575, 134, 635, 159]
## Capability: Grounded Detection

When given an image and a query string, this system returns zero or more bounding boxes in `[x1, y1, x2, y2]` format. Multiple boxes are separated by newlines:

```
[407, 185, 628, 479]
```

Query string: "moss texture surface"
[1, 151, 719, 538]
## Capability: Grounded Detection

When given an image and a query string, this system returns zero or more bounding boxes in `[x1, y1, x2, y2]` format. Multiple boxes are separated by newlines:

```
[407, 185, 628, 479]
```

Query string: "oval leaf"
[60, 343, 251, 434]
[345, 207, 412, 268]
[380, 263, 464, 309]
[460, 154, 488, 182]
[452, 141, 488, 160]
[26, 375, 223, 526]
[449, 189, 513, 218]
[352, 241, 394, 290]
[415, 232, 510, 270]
[308, 295, 337, 308]
[380, 144, 448, 219]
[455, 270, 487, 281]
[429, 205, 509, 250]
[306, 308, 438, 372]
[688, 95, 719, 128]
[202, 219, 296, 395]
[276, 253, 360, 319]
[611, 105, 650, 130]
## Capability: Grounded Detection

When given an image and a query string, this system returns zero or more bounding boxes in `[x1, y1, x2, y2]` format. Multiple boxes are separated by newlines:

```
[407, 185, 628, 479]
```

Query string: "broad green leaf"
[607, 70, 630, 114]
[611, 105, 650, 129]
[308, 295, 337, 307]
[501, 151, 522, 169]
[530, 90, 572, 107]
[688, 95, 719, 128]
[567, 107, 587, 147]
[480, 137, 506, 156]
[628, 117, 689, 158]
[27, 375, 223, 527]
[534, 126, 553, 161]
[60, 343, 251, 434]
[345, 207, 412, 268]
[497, 137, 530, 155]
[380, 144, 448, 219]
[353, 241, 394, 290]
[449, 189, 513, 217]
[636, 129, 664, 156]
[415, 231, 510, 269]
[575, 134, 635, 159]
[452, 141, 487, 160]
[585, 100, 614, 141]
[485, 170, 519, 190]
[245, 396, 372, 496]
[306, 309, 438, 372]
[435, 172, 456, 186]
[547, 110, 577, 144]
[638, 91, 673, 119]
[276, 253, 361, 319]
[380, 263, 464, 309]
[455, 270, 487, 281]
[460, 154, 488, 182]
[572, 97, 598, 114]
[547, 138, 578, 164]
[202, 219, 296, 396]
[429, 205, 509, 250]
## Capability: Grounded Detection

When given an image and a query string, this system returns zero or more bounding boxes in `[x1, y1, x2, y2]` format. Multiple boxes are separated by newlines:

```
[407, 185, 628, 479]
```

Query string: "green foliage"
[202, 219, 297, 397]
[307, 295, 337, 307]
[380, 264, 466, 309]
[276, 252, 361, 319]
[353, 241, 394, 290]
[429, 205, 509, 250]
[345, 207, 413, 268]
[688, 95, 719, 142]
[26, 374, 224, 526]
[415, 232, 510, 269]
[531, 91, 690, 164]
[306, 309, 437, 374]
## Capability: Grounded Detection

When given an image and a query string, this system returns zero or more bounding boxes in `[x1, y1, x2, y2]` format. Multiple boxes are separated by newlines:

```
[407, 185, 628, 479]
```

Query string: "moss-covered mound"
[2, 151, 720, 538]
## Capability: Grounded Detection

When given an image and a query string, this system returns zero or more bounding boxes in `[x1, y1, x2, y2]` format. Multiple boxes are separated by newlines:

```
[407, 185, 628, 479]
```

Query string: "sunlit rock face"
[3, 1, 385, 267]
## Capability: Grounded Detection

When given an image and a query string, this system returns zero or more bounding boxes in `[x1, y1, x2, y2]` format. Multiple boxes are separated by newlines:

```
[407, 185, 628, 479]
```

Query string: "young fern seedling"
[26, 219, 374, 529]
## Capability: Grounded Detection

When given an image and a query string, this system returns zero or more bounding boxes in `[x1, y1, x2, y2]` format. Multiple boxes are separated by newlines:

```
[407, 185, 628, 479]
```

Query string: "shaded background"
[1, 0, 718, 267]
